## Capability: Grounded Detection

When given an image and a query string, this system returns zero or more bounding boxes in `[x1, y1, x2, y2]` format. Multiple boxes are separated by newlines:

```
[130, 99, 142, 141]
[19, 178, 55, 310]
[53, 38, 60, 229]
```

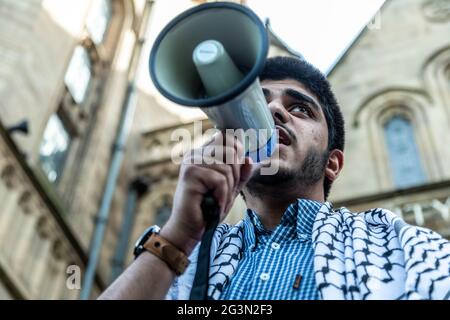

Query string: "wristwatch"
[133, 225, 190, 276]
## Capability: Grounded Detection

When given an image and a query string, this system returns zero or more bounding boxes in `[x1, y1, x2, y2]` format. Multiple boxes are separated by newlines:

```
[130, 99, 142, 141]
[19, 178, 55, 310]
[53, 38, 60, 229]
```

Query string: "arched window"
[39, 0, 115, 194]
[383, 115, 426, 188]
[64, 1, 112, 105]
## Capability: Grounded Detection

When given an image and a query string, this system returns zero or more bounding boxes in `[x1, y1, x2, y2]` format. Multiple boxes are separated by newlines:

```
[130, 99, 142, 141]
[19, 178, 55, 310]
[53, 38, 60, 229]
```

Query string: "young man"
[100, 57, 450, 300]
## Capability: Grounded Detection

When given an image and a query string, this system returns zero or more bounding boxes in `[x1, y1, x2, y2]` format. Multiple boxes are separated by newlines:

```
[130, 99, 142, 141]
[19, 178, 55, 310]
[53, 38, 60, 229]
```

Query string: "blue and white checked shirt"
[219, 199, 321, 300]
[168, 200, 450, 300]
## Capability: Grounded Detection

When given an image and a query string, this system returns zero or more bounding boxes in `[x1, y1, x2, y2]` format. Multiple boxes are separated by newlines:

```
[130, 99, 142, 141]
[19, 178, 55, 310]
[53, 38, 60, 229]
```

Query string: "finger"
[201, 146, 240, 213]
[203, 146, 240, 189]
[190, 156, 234, 209]
[223, 132, 245, 164]
[194, 154, 240, 212]
[189, 166, 230, 216]
[203, 130, 223, 147]
[205, 139, 245, 213]
[200, 144, 240, 181]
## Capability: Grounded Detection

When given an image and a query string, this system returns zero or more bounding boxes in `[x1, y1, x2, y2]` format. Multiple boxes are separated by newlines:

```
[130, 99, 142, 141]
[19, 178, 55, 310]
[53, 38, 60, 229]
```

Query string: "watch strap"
[143, 233, 190, 276]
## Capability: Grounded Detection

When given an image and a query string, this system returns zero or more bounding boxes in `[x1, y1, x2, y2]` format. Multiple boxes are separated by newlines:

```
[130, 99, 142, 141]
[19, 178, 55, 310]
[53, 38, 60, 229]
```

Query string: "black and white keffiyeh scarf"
[166, 202, 450, 300]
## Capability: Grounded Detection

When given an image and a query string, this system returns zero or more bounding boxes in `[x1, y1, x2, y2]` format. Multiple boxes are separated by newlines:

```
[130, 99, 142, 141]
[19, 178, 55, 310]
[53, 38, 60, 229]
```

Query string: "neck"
[243, 183, 324, 230]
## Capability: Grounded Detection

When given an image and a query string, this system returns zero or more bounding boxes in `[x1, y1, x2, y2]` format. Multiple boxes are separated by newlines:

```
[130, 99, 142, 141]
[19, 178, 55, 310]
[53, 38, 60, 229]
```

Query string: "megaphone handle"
[189, 191, 220, 300]
[201, 191, 220, 222]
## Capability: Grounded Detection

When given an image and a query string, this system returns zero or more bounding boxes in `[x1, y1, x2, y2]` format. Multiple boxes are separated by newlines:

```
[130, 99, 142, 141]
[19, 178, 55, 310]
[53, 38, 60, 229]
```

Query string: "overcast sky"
[140, 0, 386, 120]
[247, 0, 386, 72]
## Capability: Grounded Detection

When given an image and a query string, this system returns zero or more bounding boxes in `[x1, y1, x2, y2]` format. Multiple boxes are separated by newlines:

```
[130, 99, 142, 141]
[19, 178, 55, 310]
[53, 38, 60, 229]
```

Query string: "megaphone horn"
[149, 2, 280, 301]
[149, 1, 276, 163]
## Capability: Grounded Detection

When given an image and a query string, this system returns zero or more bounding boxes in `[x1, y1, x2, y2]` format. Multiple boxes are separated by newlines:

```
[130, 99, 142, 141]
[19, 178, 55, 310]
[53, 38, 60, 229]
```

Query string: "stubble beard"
[245, 146, 329, 199]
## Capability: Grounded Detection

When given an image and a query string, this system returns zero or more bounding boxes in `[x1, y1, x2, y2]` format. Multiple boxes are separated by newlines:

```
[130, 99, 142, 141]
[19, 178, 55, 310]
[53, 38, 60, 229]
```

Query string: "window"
[39, 115, 72, 184]
[383, 115, 426, 188]
[64, 46, 92, 104]
[86, 0, 112, 44]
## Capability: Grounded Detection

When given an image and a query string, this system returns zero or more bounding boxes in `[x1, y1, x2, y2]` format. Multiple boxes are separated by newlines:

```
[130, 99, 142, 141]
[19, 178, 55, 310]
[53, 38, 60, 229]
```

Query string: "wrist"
[160, 221, 201, 256]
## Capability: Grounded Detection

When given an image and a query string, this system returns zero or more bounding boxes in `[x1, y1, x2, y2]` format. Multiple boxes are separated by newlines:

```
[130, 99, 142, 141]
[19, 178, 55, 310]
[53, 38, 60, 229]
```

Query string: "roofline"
[265, 18, 305, 60]
[325, 0, 390, 77]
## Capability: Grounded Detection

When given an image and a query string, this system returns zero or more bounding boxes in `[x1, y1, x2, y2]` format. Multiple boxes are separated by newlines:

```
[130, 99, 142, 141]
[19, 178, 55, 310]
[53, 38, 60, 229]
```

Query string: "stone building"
[328, 0, 450, 237]
[1, 0, 449, 300]
[0, 0, 155, 299]
[0, 0, 257, 301]
[129, 0, 450, 281]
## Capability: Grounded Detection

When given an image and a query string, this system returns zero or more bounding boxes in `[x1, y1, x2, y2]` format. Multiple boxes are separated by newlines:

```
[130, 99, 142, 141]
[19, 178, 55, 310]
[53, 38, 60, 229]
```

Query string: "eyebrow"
[284, 89, 321, 113]
[262, 88, 321, 114]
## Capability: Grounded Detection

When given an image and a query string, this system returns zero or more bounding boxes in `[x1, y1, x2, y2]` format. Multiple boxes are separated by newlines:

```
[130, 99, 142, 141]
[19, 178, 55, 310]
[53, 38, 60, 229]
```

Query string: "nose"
[268, 99, 289, 124]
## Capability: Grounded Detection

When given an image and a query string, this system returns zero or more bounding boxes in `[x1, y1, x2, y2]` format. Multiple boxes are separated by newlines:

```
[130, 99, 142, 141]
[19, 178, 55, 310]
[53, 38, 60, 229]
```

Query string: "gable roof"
[325, 0, 390, 77]
[265, 18, 304, 60]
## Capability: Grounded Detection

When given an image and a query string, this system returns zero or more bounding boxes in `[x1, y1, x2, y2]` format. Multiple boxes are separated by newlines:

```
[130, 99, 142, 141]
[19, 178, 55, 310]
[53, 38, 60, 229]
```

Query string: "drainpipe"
[110, 176, 150, 281]
[80, 0, 153, 300]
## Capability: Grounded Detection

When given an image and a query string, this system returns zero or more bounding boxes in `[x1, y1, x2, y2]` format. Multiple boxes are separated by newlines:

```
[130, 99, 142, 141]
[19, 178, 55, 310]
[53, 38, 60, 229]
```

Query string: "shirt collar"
[243, 198, 323, 245]
[293, 198, 322, 237]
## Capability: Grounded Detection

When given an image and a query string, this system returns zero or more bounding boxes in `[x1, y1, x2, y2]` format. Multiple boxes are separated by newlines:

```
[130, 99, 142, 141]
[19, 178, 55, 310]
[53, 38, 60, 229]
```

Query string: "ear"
[324, 149, 344, 183]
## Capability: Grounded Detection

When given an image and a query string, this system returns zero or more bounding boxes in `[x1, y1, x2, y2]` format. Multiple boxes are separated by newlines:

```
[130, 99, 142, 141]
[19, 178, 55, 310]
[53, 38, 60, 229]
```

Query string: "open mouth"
[276, 125, 292, 146]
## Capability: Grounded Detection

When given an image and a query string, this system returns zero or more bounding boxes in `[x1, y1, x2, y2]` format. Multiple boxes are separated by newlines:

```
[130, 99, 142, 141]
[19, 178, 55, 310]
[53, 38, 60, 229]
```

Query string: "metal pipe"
[80, 83, 136, 299]
[110, 177, 150, 282]
[79, 0, 153, 299]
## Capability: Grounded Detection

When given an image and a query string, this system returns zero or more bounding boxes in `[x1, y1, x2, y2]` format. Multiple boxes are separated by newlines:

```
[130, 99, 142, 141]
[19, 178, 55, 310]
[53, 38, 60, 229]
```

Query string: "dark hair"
[259, 56, 345, 199]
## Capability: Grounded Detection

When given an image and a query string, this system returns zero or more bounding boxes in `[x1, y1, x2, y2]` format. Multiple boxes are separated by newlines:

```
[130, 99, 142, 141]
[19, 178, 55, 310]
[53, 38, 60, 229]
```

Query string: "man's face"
[245, 78, 330, 196]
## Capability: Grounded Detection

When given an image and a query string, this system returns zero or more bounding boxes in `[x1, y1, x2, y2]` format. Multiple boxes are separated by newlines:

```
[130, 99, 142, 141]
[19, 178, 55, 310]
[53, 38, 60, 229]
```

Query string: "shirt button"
[271, 242, 280, 250]
[260, 273, 270, 281]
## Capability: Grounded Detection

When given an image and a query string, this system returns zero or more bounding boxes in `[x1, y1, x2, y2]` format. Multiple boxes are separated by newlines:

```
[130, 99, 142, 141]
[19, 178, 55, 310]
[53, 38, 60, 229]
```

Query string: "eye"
[290, 104, 312, 116]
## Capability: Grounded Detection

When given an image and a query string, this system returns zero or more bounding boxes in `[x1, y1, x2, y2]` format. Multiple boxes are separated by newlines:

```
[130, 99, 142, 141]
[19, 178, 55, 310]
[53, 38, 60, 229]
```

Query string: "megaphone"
[149, 2, 276, 301]
[149, 1, 276, 162]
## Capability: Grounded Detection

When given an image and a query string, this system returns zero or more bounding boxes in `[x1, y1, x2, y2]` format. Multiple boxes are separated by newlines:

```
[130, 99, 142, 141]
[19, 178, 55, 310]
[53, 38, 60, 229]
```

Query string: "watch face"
[134, 225, 160, 258]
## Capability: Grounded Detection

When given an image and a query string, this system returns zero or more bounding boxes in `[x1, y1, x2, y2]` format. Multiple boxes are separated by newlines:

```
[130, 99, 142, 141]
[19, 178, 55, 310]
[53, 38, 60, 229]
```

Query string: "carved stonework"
[51, 238, 68, 261]
[18, 189, 34, 214]
[1, 163, 19, 189]
[138, 120, 214, 167]
[36, 215, 53, 240]
[422, 0, 450, 22]
[149, 163, 179, 181]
